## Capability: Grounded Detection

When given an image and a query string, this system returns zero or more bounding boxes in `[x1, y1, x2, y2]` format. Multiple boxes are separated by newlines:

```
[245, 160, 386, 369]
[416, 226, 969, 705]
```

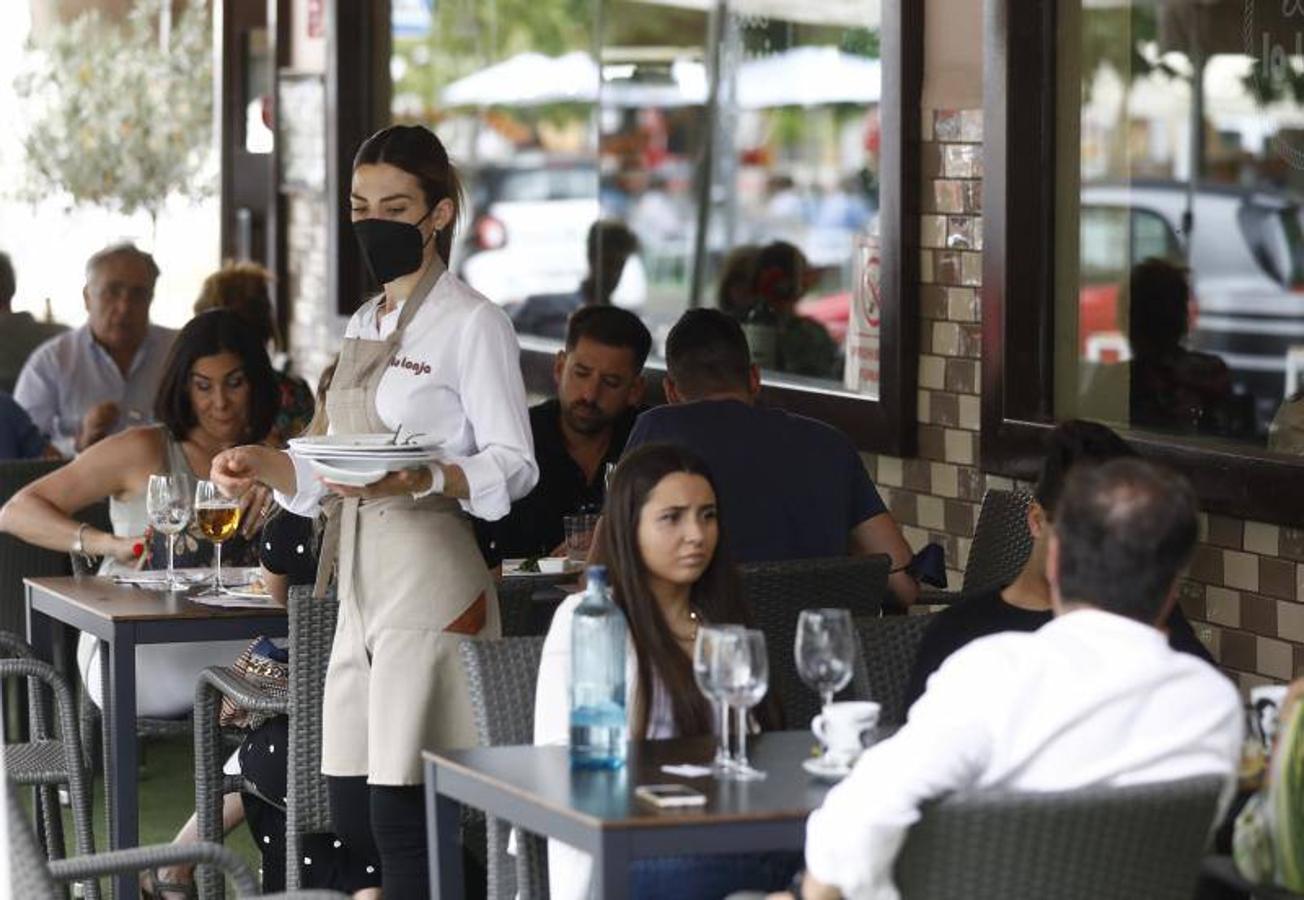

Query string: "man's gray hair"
[84, 242, 160, 283]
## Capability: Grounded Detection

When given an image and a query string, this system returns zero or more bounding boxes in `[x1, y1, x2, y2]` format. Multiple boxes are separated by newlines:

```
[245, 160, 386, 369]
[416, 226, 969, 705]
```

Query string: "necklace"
[686, 608, 700, 643]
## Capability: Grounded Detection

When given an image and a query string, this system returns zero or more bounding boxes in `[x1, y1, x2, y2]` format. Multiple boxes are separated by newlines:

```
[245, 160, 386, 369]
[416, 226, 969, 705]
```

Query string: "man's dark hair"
[1034, 420, 1136, 516]
[1054, 457, 1198, 624]
[1128, 257, 1191, 358]
[154, 309, 278, 443]
[665, 308, 752, 398]
[0, 252, 14, 310]
[564, 306, 653, 370]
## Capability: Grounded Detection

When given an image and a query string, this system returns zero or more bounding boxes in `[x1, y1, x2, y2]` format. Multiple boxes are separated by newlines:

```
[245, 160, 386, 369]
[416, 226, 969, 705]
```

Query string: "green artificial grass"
[18, 734, 262, 896]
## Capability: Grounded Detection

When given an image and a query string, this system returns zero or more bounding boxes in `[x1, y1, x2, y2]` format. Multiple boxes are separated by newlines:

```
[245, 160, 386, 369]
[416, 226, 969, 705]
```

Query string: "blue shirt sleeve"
[623, 409, 654, 455]
[1, 393, 49, 460]
[847, 441, 887, 526]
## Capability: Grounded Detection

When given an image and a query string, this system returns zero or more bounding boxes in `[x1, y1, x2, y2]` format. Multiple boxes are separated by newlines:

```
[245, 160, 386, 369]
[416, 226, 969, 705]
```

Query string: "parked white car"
[1082, 180, 1304, 430]
[455, 160, 647, 309]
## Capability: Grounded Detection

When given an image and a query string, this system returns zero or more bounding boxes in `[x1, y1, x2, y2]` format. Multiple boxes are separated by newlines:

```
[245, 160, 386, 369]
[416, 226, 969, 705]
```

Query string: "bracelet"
[410, 464, 445, 501]
[72, 522, 97, 570]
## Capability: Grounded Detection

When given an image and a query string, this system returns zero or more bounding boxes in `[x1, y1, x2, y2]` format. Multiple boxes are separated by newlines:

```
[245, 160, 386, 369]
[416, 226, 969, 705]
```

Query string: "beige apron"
[316, 264, 499, 785]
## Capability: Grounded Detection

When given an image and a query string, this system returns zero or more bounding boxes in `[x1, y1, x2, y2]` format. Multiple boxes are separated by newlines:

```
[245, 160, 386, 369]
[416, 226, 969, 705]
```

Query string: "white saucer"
[802, 755, 854, 781]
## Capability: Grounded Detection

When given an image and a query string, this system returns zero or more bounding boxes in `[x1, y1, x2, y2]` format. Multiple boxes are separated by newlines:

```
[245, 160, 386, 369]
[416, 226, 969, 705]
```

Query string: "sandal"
[139, 869, 197, 900]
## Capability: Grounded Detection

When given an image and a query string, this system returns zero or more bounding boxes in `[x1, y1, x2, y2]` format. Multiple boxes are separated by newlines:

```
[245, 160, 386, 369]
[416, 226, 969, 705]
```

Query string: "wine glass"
[145, 474, 192, 588]
[712, 628, 769, 781]
[194, 480, 241, 591]
[693, 625, 743, 773]
[795, 608, 856, 713]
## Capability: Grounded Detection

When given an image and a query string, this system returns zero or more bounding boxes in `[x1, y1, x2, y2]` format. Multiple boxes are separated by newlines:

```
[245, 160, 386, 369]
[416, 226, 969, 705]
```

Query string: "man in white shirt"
[14, 243, 176, 456]
[782, 458, 1243, 900]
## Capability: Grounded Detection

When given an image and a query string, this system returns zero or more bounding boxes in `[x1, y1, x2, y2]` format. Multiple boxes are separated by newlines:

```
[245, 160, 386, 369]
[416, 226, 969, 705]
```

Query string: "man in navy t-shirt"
[624, 309, 918, 607]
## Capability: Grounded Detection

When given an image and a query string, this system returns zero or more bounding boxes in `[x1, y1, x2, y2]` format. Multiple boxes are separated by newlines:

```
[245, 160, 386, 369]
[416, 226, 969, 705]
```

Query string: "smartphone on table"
[635, 783, 707, 809]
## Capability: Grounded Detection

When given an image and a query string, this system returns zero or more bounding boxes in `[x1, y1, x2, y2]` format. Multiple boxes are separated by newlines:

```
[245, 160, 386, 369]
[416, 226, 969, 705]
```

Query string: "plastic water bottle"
[570, 565, 627, 769]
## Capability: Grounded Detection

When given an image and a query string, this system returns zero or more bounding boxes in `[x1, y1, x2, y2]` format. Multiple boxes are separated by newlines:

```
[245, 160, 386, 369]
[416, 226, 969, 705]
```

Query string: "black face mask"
[352, 207, 434, 285]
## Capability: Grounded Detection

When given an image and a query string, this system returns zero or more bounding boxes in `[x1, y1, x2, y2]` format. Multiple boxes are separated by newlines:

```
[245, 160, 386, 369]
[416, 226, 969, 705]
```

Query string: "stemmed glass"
[145, 474, 192, 589]
[795, 608, 856, 714]
[712, 628, 769, 781]
[194, 480, 242, 591]
[693, 625, 743, 774]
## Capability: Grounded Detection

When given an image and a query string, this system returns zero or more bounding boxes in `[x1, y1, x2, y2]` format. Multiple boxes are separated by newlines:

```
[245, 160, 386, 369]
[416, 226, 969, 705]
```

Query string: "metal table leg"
[594, 831, 631, 900]
[427, 773, 466, 900]
[105, 623, 138, 900]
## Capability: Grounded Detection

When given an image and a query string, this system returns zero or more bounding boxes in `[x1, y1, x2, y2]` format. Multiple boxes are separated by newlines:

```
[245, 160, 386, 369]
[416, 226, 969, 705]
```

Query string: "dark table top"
[24, 575, 289, 624]
[425, 729, 891, 830]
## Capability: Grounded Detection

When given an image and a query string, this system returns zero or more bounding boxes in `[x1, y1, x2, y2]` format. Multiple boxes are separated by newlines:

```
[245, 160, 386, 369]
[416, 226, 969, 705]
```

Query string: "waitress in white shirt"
[211, 124, 537, 898]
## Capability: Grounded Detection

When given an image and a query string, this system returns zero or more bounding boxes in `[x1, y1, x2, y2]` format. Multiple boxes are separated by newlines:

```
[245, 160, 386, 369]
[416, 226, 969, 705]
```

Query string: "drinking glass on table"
[795, 608, 856, 714]
[693, 625, 744, 774]
[145, 473, 192, 588]
[712, 628, 769, 781]
[563, 513, 600, 563]
[194, 480, 241, 591]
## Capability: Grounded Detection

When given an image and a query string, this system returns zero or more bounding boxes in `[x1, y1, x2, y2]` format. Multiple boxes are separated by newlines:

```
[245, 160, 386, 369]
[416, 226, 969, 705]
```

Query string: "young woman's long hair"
[593, 442, 783, 739]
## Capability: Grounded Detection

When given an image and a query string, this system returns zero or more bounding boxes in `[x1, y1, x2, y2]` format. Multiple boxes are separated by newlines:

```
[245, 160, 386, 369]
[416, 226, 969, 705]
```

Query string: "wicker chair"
[7, 775, 348, 899]
[498, 577, 561, 638]
[850, 613, 934, 727]
[0, 633, 100, 900]
[194, 586, 338, 900]
[893, 775, 1226, 899]
[919, 488, 1033, 606]
[739, 555, 890, 728]
[0, 459, 69, 637]
[460, 636, 550, 900]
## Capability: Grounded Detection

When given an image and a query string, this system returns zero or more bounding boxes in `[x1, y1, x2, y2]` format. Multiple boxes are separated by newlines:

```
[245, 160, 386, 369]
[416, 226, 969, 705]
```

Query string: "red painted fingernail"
[132, 542, 144, 558]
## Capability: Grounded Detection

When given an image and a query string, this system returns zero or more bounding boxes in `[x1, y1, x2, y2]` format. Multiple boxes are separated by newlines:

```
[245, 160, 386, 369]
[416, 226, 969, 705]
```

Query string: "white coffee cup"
[811, 701, 881, 764]
[1250, 685, 1289, 748]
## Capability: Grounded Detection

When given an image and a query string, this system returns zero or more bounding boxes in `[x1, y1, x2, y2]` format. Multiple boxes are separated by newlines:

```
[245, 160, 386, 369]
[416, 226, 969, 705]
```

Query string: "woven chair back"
[739, 555, 890, 728]
[962, 489, 1033, 593]
[286, 588, 340, 837]
[895, 775, 1225, 900]
[851, 613, 934, 727]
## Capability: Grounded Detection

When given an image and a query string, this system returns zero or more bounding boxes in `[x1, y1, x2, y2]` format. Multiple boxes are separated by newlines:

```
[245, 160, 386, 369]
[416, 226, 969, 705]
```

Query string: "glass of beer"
[194, 480, 241, 591]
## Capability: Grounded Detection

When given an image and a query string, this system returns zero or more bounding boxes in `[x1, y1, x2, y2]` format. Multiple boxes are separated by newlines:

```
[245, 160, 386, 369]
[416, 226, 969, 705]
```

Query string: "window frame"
[982, 0, 1304, 524]
[513, 0, 923, 456]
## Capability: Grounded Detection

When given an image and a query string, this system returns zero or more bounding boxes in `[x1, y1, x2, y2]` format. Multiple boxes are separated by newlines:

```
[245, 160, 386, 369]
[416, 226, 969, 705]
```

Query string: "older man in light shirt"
[15, 243, 176, 456]
[777, 458, 1242, 900]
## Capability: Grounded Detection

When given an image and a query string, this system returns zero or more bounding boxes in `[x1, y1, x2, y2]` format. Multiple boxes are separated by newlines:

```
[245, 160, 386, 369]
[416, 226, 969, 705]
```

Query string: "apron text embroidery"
[390, 355, 432, 376]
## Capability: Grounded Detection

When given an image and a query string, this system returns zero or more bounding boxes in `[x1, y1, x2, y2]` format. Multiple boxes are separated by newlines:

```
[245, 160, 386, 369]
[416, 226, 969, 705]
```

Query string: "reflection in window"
[1058, 0, 1304, 453]
[390, 0, 882, 396]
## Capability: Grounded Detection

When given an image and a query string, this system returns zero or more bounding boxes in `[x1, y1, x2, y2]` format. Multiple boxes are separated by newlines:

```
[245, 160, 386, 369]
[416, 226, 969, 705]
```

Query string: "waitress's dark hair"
[154, 309, 278, 444]
[592, 442, 783, 739]
[353, 125, 463, 266]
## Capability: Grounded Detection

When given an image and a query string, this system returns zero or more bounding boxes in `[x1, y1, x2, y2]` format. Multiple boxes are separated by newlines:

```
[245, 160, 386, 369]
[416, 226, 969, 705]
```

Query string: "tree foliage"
[14, 0, 214, 222]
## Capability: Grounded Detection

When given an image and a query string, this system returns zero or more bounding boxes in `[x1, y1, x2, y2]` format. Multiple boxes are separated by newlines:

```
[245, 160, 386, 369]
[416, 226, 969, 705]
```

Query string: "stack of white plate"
[288, 434, 445, 486]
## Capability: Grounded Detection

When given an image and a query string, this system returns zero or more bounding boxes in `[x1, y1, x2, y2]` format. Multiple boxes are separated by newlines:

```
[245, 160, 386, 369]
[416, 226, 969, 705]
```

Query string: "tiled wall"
[864, 108, 1303, 693]
[285, 193, 341, 385]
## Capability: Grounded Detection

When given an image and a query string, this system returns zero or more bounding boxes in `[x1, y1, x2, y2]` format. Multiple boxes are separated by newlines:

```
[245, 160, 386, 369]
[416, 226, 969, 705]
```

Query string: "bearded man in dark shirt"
[477, 305, 650, 565]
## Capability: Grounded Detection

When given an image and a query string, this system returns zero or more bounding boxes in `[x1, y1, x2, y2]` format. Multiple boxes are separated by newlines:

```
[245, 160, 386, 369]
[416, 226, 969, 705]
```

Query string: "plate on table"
[802, 755, 854, 781]
[501, 557, 583, 578]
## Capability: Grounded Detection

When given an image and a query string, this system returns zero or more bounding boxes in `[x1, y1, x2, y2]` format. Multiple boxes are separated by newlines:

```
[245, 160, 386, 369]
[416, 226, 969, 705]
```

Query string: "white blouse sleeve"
[534, 594, 579, 747]
[449, 304, 538, 521]
[273, 450, 329, 517]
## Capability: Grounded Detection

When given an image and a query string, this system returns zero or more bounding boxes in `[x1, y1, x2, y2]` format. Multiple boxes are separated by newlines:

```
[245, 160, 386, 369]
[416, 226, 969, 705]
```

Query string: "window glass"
[390, 0, 882, 398]
[390, 0, 600, 325]
[1057, 0, 1304, 452]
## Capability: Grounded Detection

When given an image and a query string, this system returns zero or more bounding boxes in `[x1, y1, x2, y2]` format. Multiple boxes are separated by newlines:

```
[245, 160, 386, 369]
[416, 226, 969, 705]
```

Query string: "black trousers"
[327, 775, 487, 900]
